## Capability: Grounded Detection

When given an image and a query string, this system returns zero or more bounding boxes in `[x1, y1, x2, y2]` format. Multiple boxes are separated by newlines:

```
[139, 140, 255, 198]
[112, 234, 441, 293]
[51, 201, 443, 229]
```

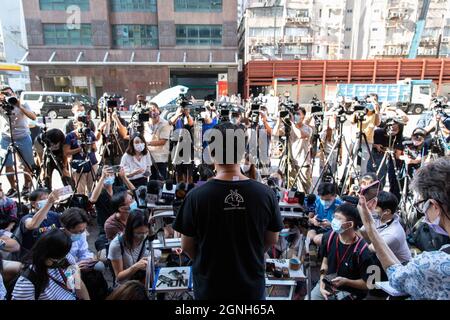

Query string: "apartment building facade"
[239, 0, 450, 64]
[20, 0, 239, 102]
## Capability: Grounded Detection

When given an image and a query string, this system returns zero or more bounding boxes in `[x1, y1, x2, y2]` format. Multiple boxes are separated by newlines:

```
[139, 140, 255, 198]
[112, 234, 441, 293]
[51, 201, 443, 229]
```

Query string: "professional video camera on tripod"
[98, 94, 127, 166]
[428, 97, 450, 159]
[0, 87, 37, 205]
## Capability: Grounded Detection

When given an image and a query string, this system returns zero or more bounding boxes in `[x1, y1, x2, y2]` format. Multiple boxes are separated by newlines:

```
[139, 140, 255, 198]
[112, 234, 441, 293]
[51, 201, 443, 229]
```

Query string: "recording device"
[341, 195, 359, 206]
[250, 103, 261, 125]
[322, 273, 337, 292]
[135, 185, 148, 209]
[0, 90, 18, 112]
[305, 194, 317, 212]
[147, 180, 161, 205]
[99, 94, 120, 122]
[219, 108, 231, 122]
[160, 180, 176, 204]
[360, 180, 380, 202]
[176, 94, 192, 108]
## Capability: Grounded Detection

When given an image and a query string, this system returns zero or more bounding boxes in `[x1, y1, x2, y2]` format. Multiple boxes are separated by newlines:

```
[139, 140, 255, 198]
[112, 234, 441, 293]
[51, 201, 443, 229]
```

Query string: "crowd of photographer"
[0, 83, 449, 301]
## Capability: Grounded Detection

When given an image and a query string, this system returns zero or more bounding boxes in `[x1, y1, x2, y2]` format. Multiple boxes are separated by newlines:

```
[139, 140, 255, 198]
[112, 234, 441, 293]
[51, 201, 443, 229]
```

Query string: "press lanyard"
[335, 234, 358, 273]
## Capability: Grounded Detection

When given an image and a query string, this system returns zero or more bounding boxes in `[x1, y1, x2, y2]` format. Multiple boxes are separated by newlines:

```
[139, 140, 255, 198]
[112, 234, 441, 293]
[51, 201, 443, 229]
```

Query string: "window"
[284, 45, 307, 55]
[319, 9, 322, 18]
[39, 0, 89, 11]
[43, 24, 92, 46]
[249, 27, 282, 38]
[252, 7, 283, 17]
[345, 27, 351, 31]
[371, 45, 376, 49]
[56, 95, 69, 103]
[112, 25, 158, 48]
[174, 0, 222, 12]
[420, 86, 430, 95]
[110, 0, 157, 12]
[372, 28, 378, 31]
[316, 46, 320, 54]
[347, 9, 353, 13]
[23, 94, 41, 101]
[344, 45, 350, 49]
[176, 25, 222, 46]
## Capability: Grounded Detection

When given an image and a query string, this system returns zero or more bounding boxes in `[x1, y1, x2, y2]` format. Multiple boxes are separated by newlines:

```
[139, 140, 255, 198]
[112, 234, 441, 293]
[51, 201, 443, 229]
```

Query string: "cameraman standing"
[170, 106, 194, 183]
[0, 86, 37, 197]
[64, 117, 98, 195]
[144, 102, 172, 180]
[64, 102, 96, 135]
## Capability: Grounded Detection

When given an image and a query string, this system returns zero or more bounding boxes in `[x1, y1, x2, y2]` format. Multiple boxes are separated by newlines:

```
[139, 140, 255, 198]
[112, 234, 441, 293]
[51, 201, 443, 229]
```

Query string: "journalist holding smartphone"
[0, 86, 37, 197]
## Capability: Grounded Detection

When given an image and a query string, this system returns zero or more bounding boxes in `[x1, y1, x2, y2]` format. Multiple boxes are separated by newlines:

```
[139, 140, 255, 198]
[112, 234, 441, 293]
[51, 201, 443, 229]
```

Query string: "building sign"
[218, 73, 228, 97]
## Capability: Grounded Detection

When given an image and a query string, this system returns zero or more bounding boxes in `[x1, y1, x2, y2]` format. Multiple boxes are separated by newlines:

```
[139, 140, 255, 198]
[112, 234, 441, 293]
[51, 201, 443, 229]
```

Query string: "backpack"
[409, 222, 450, 252]
[5, 267, 44, 300]
[326, 231, 369, 265]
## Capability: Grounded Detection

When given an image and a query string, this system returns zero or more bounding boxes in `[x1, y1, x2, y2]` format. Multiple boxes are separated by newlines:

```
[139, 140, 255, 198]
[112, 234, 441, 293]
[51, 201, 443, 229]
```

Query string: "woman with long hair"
[11, 229, 90, 300]
[108, 210, 151, 285]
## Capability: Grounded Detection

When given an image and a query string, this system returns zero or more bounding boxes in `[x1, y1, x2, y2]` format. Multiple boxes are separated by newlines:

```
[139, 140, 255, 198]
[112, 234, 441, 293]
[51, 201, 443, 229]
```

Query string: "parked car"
[20, 91, 98, 119]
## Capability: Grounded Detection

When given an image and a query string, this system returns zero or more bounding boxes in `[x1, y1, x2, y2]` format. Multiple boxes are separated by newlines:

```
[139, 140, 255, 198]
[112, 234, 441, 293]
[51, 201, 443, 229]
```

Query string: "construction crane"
[408, 0, 431, 59]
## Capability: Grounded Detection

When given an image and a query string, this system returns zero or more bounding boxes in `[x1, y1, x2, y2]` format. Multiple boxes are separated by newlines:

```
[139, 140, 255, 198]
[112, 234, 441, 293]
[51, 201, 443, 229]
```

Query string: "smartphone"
[360, 180, 380, 202]
[56, 185, 74, 202]
[111, 165, 122, 173]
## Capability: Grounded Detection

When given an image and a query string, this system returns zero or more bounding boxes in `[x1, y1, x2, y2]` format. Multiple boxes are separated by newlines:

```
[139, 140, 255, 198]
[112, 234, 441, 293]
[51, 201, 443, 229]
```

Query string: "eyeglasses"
[413, 199, 429, 215]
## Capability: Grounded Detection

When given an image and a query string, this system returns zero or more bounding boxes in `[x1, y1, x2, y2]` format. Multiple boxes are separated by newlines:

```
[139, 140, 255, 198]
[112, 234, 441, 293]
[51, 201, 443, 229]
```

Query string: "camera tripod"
[0, 109, 36, 209]
[36, 117, 73, 190]
[338, 112, 376, 196]
[98, 119, 124, 167]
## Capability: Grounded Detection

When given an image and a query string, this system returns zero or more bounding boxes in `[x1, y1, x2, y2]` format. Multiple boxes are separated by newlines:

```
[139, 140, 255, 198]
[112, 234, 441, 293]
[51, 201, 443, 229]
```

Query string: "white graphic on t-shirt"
[224, 190, 244, 208]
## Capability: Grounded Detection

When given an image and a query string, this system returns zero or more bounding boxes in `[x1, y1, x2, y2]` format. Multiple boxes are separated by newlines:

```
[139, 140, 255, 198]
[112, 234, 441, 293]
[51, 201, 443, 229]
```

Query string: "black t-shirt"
[19, 211, 61, 251]
[373, 128, 404, 151]
[94, 189, 114, 233]
[173, 179, 283, 300]
[320, 231, 372, 299]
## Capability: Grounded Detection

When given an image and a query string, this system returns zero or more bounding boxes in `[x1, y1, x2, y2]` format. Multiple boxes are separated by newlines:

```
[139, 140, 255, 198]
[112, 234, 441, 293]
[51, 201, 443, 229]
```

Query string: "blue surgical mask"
[104, 176, 115, 186]
[129, 201, 138, 211]
[331, 218, 344, 234]
[320, 199, 334, 209]
[36, 199, 48, 210]
[71, 233, 83, 242]
[366, 103, 375, 111]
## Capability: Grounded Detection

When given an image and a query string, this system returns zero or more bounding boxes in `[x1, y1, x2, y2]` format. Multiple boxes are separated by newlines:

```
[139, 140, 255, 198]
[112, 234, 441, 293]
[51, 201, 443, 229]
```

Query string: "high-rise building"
[0, 0, 30, 90]
[239, 0, 450, 64]
[20, 0, 239, 101]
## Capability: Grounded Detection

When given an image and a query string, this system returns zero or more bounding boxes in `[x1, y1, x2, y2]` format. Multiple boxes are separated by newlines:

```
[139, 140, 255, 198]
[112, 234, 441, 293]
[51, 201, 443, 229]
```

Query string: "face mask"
[151, 112, 159, 119]
[134, 233, 148, 241]
[230, 117, 239, 125]
[74, 111, 85, 118]
[294, 115, 301, 123]
[320, 199, 334, 209]
[104, 176, 115, 186]
[129, 201, 138, 211]
[366, 103, 375, 112]
[241, 164, 251, 172]
[134, 143, 145, 152]
[36, 199, 48, 210]
[331, 218, 350, 234]
[71, 233, 83, 242]
[424, 202, 449, 237]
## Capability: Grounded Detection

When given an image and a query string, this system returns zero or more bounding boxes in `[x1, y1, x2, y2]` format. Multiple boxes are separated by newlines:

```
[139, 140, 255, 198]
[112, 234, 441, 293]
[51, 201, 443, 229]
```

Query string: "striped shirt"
[12, 267, 77, 300]
[0, 273, 6, 300]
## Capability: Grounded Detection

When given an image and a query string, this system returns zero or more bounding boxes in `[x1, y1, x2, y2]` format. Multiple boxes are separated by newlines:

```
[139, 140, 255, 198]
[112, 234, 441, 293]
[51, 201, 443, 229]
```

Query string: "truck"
[336, 79, 435, 115]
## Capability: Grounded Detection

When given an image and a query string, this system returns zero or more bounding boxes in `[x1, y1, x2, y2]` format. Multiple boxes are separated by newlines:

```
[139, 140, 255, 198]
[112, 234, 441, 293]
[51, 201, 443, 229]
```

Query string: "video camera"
[432, 97, 449, 118]
[0, 90, 18, 113]
[99, 94, 120, 122]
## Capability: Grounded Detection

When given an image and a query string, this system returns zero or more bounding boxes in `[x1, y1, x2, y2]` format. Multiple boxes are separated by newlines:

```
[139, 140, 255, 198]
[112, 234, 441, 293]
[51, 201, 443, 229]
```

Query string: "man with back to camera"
[173, 122, 283, 300]
[0, 86, 37, 197]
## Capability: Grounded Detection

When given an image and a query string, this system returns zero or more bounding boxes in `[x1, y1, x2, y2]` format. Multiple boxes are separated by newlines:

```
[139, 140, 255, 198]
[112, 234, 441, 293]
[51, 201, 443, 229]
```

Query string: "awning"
[0, 63, 22, 72]
[18, 50, 239, 67]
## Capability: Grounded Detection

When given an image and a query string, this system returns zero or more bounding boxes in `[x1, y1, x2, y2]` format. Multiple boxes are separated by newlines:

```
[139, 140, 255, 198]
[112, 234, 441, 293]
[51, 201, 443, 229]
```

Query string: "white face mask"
[241, 164, 251, 172]
[134, 143, 145, 152]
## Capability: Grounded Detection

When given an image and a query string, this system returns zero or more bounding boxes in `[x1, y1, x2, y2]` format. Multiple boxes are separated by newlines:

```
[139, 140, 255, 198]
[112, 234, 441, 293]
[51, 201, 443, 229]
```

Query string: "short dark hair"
[60, 207, 89, 230]
[126, 133, 148, 156]
[29, 188, 50, 202]
[111, 191, 130, 213]
[209, 122, 246, 164]
[106, 280, 149, 300]
[317, 182, 336, 197]
[336, 203, 362, 229]
[376, 191, 399, 214]
[411, 156, 450, 217]
[361, 172, 378, 182]
[298, 107, 307, 116]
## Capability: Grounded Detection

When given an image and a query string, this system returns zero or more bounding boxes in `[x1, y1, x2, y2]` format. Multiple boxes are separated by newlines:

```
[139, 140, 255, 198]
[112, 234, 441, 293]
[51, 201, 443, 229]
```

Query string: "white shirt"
[291, 124, 313, 166]
[120, 152, 152, 180]
[144, 119, 172, 163]
[0, 273, 6, 300]
[67, 232, 94, 263]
